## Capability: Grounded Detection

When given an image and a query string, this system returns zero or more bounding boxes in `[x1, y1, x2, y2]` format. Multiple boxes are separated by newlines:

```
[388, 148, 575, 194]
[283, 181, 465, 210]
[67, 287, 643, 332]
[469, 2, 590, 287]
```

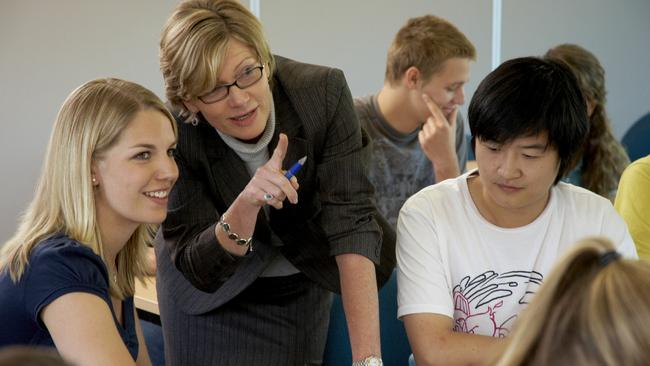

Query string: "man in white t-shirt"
[396, 57, 637, 366]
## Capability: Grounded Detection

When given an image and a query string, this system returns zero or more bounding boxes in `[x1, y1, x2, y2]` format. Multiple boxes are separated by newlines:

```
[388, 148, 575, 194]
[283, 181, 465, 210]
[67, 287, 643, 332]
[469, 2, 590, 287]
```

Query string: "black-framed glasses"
[198, 64, 265, 104]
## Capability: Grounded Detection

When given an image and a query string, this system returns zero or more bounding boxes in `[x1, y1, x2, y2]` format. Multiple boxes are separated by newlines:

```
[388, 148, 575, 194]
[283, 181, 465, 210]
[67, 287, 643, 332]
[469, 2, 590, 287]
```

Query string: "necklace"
[107, 265, 118, 286]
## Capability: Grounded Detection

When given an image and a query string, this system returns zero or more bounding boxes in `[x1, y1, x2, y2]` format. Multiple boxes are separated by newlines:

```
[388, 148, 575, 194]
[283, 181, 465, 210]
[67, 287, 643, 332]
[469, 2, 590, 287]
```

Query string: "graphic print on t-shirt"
[452, 270, 543, 337]
[368, 138, 433, 228]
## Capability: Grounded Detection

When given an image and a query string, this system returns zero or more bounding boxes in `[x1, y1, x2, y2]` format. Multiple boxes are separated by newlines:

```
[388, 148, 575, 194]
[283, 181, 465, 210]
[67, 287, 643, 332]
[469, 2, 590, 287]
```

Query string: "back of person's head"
[545, 44, 605, 107]
[545, 44, 629, 196]
[0, 346, 71, 366]
[384, 15, 476, 86]
[160, 0, 274, 121]
[468, 57, 588, 183]
[496, 237, 650, 366]
[0, 78, 176, 299]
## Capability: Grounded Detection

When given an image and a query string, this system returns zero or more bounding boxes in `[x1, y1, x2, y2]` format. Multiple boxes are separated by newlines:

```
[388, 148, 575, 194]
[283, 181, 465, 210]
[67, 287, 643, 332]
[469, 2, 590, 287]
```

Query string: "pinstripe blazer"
[155, 56, 395, 318]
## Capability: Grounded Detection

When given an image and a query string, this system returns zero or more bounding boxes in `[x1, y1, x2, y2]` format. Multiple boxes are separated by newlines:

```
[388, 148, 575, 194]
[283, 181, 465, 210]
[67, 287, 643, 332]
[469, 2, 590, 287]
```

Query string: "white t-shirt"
[396, 171, 637, 338]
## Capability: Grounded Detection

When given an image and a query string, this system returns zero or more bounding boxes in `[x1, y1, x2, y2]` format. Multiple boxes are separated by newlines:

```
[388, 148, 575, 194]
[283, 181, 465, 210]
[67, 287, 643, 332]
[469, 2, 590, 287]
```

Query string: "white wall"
[262, 0, 650, 138]
[502, 0, 650, 138]
[1, 0, 649, 243]
[0, 1, 178, 243]
[261, 0, 492, 123]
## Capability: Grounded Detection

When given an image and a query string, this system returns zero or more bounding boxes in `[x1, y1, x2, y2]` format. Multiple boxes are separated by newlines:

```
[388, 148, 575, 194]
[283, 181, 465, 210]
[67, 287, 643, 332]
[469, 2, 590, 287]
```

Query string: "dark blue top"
[0, 233, 139, 360]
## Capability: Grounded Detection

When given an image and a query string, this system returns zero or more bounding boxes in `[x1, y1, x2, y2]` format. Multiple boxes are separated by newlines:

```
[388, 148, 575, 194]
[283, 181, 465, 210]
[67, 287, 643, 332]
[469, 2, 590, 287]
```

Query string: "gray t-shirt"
[355, 94, 467, 227]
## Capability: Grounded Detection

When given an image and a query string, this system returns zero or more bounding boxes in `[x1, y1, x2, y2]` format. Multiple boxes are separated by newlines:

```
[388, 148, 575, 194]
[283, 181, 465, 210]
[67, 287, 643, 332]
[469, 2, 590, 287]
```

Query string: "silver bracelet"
[218, 215, 253, 251]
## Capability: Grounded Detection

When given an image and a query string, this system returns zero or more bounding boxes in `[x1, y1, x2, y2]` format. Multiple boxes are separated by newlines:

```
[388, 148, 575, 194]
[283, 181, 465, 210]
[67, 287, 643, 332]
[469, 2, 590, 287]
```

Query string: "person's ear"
[264, 62, 271, 81]
[404, 66, 421, 89]
[183, 99, 200, 114]
[90, 165, 100, 188]
[586, 98, 596, 118]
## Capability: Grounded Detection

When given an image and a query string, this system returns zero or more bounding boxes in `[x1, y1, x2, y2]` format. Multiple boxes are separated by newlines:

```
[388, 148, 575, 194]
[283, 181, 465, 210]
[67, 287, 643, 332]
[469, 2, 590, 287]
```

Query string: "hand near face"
[242, 133, 299, 209]
[418, 94, 458, 165]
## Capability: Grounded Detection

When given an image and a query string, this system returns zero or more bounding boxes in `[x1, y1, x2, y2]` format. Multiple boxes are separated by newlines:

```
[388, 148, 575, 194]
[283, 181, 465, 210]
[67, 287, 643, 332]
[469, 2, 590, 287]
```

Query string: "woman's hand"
[217, 133, 300, 256]
[241, 133, 299, 210]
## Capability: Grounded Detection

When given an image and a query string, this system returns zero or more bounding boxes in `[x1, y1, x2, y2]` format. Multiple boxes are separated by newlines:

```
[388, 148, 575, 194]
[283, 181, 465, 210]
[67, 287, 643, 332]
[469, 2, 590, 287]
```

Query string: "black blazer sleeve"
[271, 57, 396, 288]
[158, 124, 247, 291]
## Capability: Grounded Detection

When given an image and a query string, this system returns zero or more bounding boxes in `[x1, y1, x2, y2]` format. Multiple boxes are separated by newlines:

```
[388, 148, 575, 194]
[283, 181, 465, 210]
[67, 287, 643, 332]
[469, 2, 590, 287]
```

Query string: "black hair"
[468, 57, 588, 183]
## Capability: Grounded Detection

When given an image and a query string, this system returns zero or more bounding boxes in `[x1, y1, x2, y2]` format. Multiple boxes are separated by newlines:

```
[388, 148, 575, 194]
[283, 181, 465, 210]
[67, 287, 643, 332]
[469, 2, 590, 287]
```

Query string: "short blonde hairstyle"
[0, 78, 177, 299]
[496, 237, 650, 366]
[160, 0, 274, 121]
[385, 15, 476, 85]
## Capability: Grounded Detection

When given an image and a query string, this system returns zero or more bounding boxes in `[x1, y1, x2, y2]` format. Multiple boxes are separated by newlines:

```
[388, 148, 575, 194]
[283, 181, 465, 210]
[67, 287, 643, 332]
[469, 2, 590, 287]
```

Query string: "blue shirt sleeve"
[23, 235, 110, 327]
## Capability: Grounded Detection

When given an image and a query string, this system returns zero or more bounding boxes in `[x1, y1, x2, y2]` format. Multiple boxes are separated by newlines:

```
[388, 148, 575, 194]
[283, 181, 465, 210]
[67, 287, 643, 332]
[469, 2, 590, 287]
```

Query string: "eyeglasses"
[198, 65, 265, 104]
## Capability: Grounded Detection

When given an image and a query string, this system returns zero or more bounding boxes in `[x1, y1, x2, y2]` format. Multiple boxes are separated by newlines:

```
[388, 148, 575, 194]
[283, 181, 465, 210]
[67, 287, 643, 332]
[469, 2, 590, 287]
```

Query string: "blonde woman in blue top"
[0, 78, 178, 366]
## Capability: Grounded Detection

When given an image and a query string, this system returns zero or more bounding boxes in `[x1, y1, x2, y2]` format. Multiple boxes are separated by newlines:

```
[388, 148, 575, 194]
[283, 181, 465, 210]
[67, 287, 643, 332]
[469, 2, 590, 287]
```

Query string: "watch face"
[353, 356, 383, 366]
[367, 357, 382, 366]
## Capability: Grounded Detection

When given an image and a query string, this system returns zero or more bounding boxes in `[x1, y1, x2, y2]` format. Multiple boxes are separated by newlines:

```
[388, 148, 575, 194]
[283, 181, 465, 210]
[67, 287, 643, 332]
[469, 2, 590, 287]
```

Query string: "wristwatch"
[352, 355, 383, 366]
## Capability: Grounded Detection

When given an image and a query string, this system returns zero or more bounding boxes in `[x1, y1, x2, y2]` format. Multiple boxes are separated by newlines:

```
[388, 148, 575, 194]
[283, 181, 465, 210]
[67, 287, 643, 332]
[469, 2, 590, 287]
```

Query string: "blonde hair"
[0, 78, 177, 299]
[160, 0, 274, 122]
[496, 237, 650, 366]
[545, 44, 629, 198]
[385, 15, 476, 85]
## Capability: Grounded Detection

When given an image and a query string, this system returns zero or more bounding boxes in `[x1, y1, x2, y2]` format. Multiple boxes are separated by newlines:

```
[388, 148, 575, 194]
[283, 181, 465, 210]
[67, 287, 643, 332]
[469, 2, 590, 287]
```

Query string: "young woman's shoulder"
[13, 234, 110, 326]
[27, 234, 108, 293]
[31, 234, 102, 266]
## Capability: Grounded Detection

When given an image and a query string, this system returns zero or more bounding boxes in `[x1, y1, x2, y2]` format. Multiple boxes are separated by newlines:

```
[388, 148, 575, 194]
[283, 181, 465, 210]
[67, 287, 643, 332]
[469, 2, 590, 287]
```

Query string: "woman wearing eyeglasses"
[156, 1, 395, 365]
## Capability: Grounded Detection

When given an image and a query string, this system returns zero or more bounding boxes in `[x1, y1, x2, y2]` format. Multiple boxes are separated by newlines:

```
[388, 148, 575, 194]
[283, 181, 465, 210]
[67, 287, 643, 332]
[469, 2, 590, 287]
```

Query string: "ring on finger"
[263, 193, 274, 201]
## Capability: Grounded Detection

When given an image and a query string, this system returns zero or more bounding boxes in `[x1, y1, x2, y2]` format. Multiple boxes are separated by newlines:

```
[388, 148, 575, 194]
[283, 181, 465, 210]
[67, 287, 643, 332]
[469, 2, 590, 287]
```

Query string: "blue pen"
[284, 156, 307, 179]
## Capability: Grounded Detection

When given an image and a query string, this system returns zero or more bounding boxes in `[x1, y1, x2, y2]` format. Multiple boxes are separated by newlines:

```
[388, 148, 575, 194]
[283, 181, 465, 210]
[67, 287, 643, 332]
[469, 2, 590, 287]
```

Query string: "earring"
[92, 176, 97, 185]
[188, 113, 199, 126]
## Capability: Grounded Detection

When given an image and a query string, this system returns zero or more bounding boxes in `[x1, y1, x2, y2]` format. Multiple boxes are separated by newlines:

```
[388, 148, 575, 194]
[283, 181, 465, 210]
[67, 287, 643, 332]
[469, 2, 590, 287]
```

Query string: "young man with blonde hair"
[355, 15, 476, 227]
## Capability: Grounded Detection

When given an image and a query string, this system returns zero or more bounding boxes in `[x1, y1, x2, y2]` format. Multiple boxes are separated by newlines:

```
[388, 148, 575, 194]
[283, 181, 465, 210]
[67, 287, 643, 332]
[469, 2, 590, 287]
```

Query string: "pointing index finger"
[269, 133, 288, 169]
